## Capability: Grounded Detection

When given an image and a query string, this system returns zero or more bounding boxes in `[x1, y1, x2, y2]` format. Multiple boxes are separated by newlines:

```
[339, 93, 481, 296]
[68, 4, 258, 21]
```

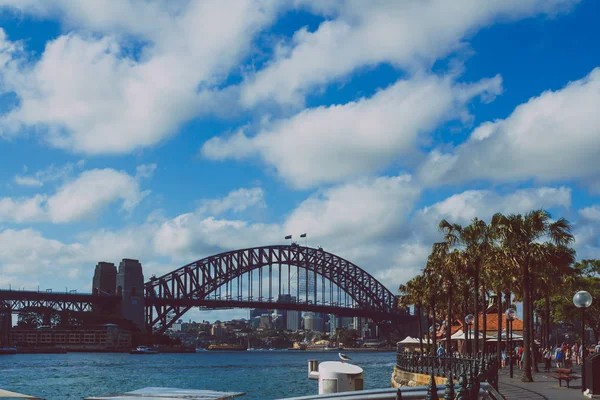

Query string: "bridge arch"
[144, 245, 405, 332]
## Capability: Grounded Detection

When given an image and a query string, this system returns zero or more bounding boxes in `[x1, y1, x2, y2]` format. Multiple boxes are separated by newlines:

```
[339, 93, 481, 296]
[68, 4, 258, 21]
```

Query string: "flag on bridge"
[300, 233, 307, 238]
[285, 235, 292, 240]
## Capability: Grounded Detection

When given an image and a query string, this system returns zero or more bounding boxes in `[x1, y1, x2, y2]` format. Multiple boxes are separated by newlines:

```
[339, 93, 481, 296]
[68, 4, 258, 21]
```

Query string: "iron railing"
[395, 352, 499, 399]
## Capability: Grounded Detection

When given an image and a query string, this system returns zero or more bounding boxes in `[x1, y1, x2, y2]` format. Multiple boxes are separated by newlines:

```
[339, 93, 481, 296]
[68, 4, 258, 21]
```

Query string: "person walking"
[543, 346, 552, 372]
[556, 346, 563, 368]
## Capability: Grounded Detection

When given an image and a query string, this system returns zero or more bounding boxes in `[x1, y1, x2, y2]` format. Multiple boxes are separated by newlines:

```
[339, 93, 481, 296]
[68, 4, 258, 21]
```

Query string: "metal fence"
[395, 352, 499, 399]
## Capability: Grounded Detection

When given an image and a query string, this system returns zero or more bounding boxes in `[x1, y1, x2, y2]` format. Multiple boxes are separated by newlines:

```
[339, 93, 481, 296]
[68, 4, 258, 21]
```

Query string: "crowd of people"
[499, 341, 600, 372]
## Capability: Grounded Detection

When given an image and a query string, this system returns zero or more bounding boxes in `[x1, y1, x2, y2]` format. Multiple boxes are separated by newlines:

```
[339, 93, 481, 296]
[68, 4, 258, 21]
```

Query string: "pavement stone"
[498, 364, 585, 399]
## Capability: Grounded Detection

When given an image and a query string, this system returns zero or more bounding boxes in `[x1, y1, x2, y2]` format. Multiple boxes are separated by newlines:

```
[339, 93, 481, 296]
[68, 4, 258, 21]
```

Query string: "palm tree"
[439, 217, 495, 356]
[491, 210, 574, 382]
[486, 247, 517, 367]
[421, 257, 446, 356]
[399, 275, 427, 354]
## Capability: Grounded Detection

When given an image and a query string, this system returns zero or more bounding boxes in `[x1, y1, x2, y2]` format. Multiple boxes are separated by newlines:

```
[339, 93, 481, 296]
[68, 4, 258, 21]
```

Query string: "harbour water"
[0, 351, 395, 399]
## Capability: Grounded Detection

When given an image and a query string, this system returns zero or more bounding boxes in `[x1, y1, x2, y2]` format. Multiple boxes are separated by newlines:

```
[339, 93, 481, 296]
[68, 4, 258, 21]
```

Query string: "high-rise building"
[341, 317, 354, 329]
[286, 310, 301, 331]
[329, 314, 342, 336]
[303, 312, 325, 332]
[250, 308, 271, 319]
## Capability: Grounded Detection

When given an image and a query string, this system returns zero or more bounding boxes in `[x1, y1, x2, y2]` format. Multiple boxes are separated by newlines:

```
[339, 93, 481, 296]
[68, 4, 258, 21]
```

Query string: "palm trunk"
[464, 288, 469, 355]
[425, 307, 431, 355]
[521, 264, 533, 382]
[417, 304, 424, 355]
[496, 289, 502, 366]
[482, 287, 487, 354]
[431, 300, 437, 356]
[544, 294, 550, 351]
[474, 261, 480, 356]
[530, 276, 539, 373]
[447, 285, 452, 354]
[505, 291, 511, 367]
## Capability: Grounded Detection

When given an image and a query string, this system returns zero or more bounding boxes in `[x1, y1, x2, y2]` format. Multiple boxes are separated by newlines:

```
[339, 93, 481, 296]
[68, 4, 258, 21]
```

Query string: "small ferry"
[129, 346, 159, 354]
[207, 344, 247, 351]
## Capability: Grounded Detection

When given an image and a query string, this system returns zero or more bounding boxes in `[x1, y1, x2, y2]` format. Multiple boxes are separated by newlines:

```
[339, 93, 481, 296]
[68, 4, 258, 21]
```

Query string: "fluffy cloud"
[199, 187, 265, 215]
[0, 180, 584, 318]
[0, 167, 150, 223]
[241, 0, 578, 107]
[574, 205, 600, 259]
[203, 73, 502, 188]
[14, 160, 85, 187]
[0, 1, 281, 154]
[284, 175, 420, 245]
[419, 68, 600, 190]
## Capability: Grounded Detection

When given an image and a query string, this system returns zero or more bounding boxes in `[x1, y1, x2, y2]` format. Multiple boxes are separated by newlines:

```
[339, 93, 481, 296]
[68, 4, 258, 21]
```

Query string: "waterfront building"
[172, 319, 184, 332]
[211, 323, 226, 338]
[258, 314, 272, 330]
[0, 307, 10, 346]
[11, 324, 131, 351]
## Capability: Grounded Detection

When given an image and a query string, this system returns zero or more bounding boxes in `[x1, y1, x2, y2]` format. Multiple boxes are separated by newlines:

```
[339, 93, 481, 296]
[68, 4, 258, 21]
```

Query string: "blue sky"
[0, 0, 599, 322]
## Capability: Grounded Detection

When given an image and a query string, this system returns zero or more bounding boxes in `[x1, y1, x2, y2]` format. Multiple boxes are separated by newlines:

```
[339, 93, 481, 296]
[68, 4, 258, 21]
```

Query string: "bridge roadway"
[0, 289, 412, 323]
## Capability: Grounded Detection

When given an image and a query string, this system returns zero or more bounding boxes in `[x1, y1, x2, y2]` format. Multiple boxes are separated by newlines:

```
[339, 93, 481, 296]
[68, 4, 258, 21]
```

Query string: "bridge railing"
[395, 350, 499, 395]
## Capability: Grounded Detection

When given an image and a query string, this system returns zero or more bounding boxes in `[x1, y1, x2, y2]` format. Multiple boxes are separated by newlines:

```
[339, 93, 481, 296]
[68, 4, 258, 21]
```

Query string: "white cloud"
[284, 175, 420, 245]
[47, 168, 148, 222]
[0, 167, 150, 223]
[574, 205, 600, 260]
[0, 1, 281, 154]
[419, 67, 600, 190]
[199, 187, 265, 215]
[135, 164, 157, 179]
[241, 0, 578, 107]
[14, 160, 85, 187]
[203, 73, 502, 188]
[0, 179, 585, 324]
[0, 195, 46, 223]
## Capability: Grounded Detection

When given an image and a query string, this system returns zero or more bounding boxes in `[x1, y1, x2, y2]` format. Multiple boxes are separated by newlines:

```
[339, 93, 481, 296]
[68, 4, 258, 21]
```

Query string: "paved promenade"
[498, 364, 585, 399]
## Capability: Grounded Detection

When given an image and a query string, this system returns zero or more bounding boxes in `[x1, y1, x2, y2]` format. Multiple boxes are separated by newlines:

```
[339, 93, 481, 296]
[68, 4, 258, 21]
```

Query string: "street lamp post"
[573, 290, 593, 393]
[505, 308, 516, 379]
[465, 314, 474, 357]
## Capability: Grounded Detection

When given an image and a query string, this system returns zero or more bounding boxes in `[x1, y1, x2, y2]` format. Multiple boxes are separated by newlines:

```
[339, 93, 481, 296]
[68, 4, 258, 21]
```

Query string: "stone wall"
[391, 366, 448, 388]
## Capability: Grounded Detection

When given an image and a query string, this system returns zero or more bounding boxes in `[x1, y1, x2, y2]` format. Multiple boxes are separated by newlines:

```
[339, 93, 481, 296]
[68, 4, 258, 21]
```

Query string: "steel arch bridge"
[144, 245, 411, 333]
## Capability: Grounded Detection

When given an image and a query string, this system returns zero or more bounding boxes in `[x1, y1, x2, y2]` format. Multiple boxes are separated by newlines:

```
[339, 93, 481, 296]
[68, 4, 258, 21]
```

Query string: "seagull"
[339, 353, 351, 363]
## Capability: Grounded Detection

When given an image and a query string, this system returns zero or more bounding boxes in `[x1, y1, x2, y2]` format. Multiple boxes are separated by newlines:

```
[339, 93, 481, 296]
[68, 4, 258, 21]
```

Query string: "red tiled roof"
[435, 310, 523, 338]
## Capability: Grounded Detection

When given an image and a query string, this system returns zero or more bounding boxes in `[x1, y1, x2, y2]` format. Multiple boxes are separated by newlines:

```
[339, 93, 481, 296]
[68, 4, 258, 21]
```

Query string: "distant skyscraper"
[286, 310, 301, 331]
[303, 312, 325, 332]
[329, 314, 342, 336]
[250, 308, 271, 319]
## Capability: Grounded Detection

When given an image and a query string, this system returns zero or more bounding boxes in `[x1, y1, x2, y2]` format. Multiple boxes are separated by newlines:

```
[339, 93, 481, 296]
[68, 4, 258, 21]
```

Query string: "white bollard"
[307, 361, 364, 394]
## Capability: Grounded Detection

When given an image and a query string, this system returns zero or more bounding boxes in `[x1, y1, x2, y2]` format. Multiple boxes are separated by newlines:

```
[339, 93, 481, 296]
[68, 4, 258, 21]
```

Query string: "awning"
[450, 330, 485, 340]
[0, 388, 43, 399]
[397, 336, 433, 345]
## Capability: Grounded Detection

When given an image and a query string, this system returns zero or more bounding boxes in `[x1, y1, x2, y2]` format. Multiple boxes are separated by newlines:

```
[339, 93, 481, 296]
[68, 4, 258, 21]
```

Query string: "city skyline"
[0, 0, 599, 324]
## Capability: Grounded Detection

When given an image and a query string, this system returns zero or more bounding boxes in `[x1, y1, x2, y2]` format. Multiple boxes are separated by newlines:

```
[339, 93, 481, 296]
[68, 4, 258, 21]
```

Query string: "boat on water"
[207, 344, 247, 351]
[0, 347, 17, 355]
[129, 346, 159, 354]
